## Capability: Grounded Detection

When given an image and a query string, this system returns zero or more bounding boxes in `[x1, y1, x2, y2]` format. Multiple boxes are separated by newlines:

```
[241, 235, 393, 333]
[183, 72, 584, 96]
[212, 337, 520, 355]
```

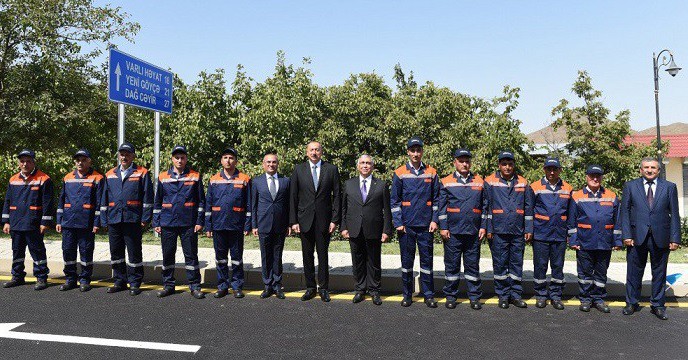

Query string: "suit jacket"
[620, 177, 681, 248]
[289, 161, 341, 233]
[251, 173, 290, 234]
[341, 176, 393, 239]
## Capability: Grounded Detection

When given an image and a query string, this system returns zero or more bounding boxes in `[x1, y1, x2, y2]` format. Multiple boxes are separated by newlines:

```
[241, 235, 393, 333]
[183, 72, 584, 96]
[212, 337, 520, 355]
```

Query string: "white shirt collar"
[644, 177, 657, 185]
[359, 174, 371, 183]
[310, 160, 322, 168]
[586, 186, 601, 196]
[266, 173, 278, 179]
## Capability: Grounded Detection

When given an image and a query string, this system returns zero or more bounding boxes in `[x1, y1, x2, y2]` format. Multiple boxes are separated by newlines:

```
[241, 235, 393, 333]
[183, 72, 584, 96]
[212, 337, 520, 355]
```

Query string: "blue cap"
[407, 137, 424, 149]
[222, 147, 238, 157]
[586, 165, 604, 175]
[17, 149, 35, 159]
[498, 150, 515, 161]
[73, 149, 91, 159]
[543, 157, 561, 168]
[118, 142, 136, 154]
[453, 148, 472, 158]
[171, 145, 188, 155]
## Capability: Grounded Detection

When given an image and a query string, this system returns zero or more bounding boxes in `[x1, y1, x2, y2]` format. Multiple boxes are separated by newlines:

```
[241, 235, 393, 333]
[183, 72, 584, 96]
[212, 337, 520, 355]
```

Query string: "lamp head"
[666, 57, 682, 77]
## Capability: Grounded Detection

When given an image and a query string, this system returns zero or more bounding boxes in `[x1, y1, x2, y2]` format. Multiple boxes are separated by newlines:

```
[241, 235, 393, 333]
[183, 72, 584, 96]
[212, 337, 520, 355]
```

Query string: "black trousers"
[160, 226, 201, 290]
[349, 233, 382, 293]
[300, 227, 330, 290]
[108, 222, 143, 287]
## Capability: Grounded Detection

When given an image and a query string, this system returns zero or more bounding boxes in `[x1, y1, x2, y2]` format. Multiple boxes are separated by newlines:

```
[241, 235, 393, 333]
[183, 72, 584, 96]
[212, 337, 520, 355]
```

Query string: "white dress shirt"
[643, 178, 656, 196]
[266, 173, 280, 193]
[310, 160, 321, 184]
[359, 175, 371, 198]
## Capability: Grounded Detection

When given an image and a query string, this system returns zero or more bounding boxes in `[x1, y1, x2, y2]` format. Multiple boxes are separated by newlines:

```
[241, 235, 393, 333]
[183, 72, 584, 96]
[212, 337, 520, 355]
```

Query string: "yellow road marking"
[2, 275, 686, 307]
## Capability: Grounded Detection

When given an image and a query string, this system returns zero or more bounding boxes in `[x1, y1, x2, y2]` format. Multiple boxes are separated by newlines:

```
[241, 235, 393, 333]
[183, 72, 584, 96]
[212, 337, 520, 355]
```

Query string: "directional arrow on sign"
[0, 323, 200, 353]
[114, 62, 122, 91]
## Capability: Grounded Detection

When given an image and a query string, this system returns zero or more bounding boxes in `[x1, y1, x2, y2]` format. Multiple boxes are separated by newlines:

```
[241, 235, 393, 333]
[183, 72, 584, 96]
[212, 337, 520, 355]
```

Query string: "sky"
[97, 1, 688, 134]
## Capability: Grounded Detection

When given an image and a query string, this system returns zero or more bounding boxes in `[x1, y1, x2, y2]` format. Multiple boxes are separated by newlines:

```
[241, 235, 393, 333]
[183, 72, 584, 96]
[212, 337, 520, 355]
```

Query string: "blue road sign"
[108, 48, 173, 114]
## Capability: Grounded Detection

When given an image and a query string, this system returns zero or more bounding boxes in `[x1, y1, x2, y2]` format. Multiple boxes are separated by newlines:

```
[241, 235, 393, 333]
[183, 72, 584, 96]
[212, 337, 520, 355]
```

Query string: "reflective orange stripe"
[126, 200, 141, 206]
[9, 206, 17, 210]
[426, 201, 432, 206]
[561, 215, 568, 221]
[30, 186, 39, 191]
[232, 207, 245, 212]
[472, 208, 482, 214]
[109, 202, 115, 207]
[516, 209, 524, 215]
[401, 202, 411, 206]
[64, 203, 72, 208]
[162, 203, 173, 208]
[515, 187, 525, 192]
[492, 209, 504, 214]
[212, 207, 221, 211]
[605, 225, 614, 230]
[446, 208, 460, 213]
[600, 202, 613, 206]
[577, 224, 592, 229]
[184, 202, 196, 207]
[534, 214, 549, 221]
[29, 206, 42, 210]
[83, 182, 93, 187]
[184, 182, 194, 186]
[82, 204, 93, 209]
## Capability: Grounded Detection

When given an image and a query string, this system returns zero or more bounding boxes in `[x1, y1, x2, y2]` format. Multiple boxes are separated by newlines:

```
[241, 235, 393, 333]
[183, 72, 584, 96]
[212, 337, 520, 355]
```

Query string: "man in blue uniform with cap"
[101, 142, 154, 296]
[2, 149, 53, 290]
[55, 149, 104, 292]
[568, 165, 622, 313]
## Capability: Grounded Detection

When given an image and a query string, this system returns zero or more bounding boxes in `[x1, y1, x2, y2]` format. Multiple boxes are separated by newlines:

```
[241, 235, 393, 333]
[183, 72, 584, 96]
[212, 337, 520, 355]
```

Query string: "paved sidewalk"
[1, 238, 687, 297]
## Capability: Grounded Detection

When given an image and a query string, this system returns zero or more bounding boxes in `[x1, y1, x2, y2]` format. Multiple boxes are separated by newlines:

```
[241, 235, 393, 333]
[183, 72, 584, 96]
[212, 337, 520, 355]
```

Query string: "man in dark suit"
[341, 154, 392, 305]
[621, 157, 681, 320]
[290, 141, 341, 302]
[251, 152, 290, 300]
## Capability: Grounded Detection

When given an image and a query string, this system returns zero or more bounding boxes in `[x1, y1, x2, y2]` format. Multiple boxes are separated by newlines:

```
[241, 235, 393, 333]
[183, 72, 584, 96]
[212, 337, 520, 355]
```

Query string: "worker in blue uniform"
[2, 149, 53, 290]
[153, 145, 206, 299]
[205, 147, 252, 299]
[484, 150, 534, 309]
[101, 142, 154, 296]
[391, 137, 440, 308]
[438, 148, 487, 310]
[568, 165, 622, 313]
[530, 157, 572, 310]
[55, 149, 104, 292]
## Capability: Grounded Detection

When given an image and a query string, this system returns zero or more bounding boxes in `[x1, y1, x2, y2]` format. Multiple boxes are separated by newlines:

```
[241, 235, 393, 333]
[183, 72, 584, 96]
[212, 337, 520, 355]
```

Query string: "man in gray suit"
[341, 155, 392, 305]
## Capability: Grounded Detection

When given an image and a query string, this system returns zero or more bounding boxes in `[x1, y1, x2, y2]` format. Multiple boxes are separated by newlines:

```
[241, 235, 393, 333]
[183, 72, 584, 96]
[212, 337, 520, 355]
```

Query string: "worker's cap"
[171, 145, 188, 155]
[222, 147, 238, 157]
[17, 149, 35, 159]
[118, 142, 136, 154]
[453, 148, 472, 158]
[73, 149, 91, 159]
[498, 151, 515, 161]
[543, 157, 561, 168]
[586, 165, 604, 175]
[407, 137, 424, 149]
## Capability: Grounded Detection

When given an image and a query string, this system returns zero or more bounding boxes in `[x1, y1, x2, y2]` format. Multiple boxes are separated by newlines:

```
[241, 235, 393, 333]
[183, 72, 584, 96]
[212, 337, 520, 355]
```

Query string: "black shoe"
[275, 289, 286, 299]
[34, 280, 48, 291]
[623, 303, 640, 315]
[510, 298, 527, 308]
[260, 288, 274, 299]
[3, 278, 25, 288]
[352, 292, 365, 304]
[470, 300, 482, 310]
[579, 302, 591, 312]
[319, 289, 331, 302]
[499, 299, 509, 309]
[593, 302, 610, 313]
[191, 290, 205, 299]
[213, 289, 228, 298]
[107, 284, 127, 293]
[651, 307, 668, 320]
[424, 297, 438, 308]
[233, 289, 245, 298]
[129, 287, 142, 296]
[157, 287, 175, 298]
[552, 300, 565, 310]
[301, 289, 317, 301]
[371, 293, 382, 305]
[401, 297, 412, 307]
[535, 299, 547, 308]
[59, 282, 78, 291]
[445, 299, 457, 309]
[79, 283, 92, 292]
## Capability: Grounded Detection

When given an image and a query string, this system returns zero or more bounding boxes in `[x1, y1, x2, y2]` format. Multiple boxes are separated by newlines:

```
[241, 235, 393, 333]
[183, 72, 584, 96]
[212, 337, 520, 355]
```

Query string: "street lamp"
[653, 49, 681, 178]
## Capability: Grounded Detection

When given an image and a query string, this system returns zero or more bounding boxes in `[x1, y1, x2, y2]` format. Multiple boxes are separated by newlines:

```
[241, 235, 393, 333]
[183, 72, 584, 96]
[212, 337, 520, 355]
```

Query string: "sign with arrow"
[108, 48, 173, 114]
[0, 323, 200, 353]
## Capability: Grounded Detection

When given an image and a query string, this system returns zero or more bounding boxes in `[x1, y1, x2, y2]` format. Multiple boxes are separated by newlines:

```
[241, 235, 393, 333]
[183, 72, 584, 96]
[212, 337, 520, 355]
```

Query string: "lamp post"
[653, 49, 681, 178]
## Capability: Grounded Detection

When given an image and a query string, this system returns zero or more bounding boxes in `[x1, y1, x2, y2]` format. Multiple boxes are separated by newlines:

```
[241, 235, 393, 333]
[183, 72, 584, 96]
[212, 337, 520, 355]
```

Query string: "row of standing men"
[1, 137, 681, 319]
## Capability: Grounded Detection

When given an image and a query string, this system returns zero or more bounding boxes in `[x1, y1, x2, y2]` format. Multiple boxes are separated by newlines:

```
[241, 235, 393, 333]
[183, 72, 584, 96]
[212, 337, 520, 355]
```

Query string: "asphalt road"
[1, 283, 687, 359]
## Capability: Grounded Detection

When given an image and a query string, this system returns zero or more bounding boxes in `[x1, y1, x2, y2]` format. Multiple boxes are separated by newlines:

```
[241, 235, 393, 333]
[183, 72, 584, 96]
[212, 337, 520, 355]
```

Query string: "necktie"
[312, 165, 318, 191]
[269, 176, 277, 200]
[361, 179, 367, 202]
[647, 181, 654, 208]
